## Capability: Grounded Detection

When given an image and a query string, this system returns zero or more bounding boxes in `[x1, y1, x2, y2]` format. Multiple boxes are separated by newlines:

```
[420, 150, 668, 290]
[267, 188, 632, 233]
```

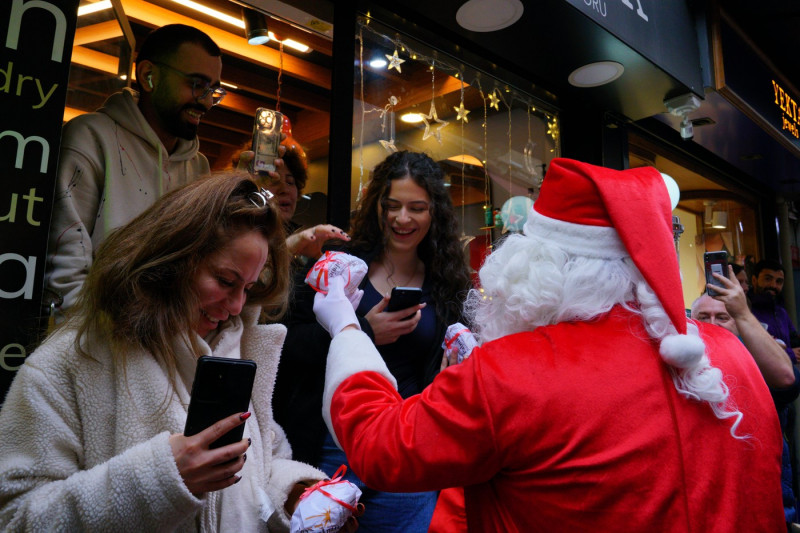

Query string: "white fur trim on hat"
[523, 208, 628, 259]
[659, 333, 705, 369]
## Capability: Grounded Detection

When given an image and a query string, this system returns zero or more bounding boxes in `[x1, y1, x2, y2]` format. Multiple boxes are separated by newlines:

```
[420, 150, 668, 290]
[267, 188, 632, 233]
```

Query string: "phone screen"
[704, 251, 728, 297]
[184, 356, 257, 449]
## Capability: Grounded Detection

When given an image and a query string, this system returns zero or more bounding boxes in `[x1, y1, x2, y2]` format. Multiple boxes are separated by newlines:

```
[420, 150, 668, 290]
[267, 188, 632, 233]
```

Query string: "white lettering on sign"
[621, 0, 648, 21]
[6, 0, 68, 63]
[0, 254, 36, 300]
[0, 61, 60, 109]
[0, 130, 49, 173]
[0, 343, 26, 371]
[584, 0, 648, 21]
[0, 188, 44, 226]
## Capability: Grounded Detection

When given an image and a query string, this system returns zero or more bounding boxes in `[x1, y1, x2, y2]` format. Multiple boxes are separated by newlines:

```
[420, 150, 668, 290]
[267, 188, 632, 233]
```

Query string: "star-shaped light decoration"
[460, 233, 476, 251]
[385, 50, 405, 73]
[379, 139, 398, 153]
[488, 90, 501, 110]
[454, 102, 470, 123]
[421, 101, 449, 144]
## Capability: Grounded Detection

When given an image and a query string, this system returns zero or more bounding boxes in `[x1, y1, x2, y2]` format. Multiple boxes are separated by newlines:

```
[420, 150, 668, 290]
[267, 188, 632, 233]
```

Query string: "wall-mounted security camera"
[680, 116, 693, 140]
[664, 94, 701, 141]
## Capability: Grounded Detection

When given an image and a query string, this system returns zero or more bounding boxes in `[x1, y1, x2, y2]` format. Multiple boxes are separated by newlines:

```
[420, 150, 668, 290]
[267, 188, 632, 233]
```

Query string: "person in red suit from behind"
[313, 158, 784, 532]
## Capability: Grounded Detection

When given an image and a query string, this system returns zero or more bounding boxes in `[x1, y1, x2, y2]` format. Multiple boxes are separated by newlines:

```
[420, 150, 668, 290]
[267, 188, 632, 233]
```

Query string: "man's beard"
[163, 105, 202, 140]
[154, 96, 204, 141]
[756, 286, 779, 300]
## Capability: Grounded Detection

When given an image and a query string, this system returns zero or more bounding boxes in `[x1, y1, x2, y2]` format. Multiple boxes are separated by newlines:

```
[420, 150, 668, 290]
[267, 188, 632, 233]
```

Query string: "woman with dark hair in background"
[273, 150, 472, 532]
[0, 173, 333, 531]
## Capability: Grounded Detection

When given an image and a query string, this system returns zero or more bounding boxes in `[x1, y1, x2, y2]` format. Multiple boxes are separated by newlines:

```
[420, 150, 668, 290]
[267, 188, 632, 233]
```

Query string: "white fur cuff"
[322, 329, 397, 449]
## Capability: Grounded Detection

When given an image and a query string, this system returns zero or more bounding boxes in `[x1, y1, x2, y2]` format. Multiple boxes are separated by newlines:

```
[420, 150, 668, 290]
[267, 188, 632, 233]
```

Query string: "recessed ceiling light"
[456, 0, 524, 32]
[568, 61, 624, 88]
[77, 0, 112, 16]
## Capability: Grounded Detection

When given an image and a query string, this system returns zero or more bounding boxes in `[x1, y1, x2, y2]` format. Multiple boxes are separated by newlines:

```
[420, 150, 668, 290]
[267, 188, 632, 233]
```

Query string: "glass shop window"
[66, 0, 333, 232]
[675, 197, 759, 305]
[352, 18, 559, 280]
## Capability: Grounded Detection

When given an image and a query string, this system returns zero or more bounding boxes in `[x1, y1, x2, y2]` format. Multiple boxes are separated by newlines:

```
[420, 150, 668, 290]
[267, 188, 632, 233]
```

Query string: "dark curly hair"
[347, 151, 471, 322]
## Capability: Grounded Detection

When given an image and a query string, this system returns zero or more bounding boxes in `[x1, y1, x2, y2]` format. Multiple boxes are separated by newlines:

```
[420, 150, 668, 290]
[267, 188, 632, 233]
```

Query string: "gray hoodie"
[45, 88, 210, 311]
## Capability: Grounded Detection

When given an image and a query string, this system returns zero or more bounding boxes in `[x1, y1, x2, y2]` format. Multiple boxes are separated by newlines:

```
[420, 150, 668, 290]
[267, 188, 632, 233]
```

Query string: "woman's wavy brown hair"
[348, 151, 471, 322]
[71, 172, 289, 388]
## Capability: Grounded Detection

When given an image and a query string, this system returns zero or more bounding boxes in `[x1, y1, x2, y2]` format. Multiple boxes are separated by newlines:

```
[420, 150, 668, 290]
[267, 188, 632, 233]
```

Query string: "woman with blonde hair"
[0, 173, 331, 531]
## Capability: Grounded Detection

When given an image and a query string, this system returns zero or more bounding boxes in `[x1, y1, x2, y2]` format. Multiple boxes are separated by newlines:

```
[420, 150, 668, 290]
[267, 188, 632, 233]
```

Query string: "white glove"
[314, 277, 361, 337]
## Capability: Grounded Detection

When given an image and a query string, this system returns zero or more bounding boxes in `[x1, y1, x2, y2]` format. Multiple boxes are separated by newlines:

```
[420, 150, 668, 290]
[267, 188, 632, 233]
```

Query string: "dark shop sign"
[563, 0, 703, 95]
[0, 0, 78, 402]
[717, 18, 800, 154]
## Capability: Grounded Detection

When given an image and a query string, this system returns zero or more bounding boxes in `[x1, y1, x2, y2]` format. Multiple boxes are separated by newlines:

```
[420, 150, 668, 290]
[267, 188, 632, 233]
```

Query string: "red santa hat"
[525, 158, 687, 337]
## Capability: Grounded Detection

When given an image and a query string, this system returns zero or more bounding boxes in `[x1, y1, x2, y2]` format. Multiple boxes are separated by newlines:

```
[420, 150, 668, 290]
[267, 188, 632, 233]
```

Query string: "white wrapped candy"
[442, 322, 478, 364]
[291, 465, 363, 533]
[305, 251, 368, 295]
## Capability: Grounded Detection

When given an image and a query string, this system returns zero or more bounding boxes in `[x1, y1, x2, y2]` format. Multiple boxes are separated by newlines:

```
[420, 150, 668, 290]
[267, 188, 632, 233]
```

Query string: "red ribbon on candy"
[444, 328, 471, 350]
[307, 251, 352, 294]
[299, 464, 361, 513]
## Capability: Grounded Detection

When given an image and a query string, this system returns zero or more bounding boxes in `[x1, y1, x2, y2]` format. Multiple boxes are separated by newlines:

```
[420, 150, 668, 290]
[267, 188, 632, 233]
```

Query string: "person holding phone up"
[0, 174, 354, 531]
[233, 134, 350, 264]
[273, 151, 472, 532]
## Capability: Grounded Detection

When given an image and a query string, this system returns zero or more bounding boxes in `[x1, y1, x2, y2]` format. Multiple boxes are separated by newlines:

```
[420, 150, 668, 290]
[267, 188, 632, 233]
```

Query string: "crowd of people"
[0, 23, 794, 532]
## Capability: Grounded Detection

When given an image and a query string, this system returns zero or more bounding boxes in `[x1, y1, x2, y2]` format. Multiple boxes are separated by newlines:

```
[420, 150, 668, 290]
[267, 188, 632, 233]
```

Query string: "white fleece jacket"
[45, 88, 210, 311]
[0, 307, 324, 532]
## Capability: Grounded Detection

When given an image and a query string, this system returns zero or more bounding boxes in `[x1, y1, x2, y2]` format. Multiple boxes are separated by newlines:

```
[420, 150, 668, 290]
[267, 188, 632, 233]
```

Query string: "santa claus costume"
[314, 158, 784, 532]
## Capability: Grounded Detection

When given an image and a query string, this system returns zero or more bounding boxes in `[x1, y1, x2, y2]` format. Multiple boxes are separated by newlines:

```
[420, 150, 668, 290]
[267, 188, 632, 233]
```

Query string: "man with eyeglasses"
[46, 24, 224, 314]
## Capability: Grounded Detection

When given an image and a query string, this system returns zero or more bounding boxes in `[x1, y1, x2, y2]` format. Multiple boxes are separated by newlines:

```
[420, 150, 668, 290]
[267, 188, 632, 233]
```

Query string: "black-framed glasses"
[154, 62, 227, 106]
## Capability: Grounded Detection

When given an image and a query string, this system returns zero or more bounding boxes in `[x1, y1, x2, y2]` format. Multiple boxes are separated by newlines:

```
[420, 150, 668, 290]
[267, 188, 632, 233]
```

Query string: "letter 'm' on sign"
[0, 131, 49, 173]
[0, 253, 36, 300]
[6, 0, 68, 63]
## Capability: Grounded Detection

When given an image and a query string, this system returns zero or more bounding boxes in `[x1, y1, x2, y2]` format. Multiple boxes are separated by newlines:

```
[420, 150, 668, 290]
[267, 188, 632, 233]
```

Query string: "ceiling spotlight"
[568, 61, 624, 88]
[369, 57, 388, 69]
[242, 9, 270, 46]
[456, 0, 524, 32]
[401, 112, 424, 124]
[711, 211, 728, 229]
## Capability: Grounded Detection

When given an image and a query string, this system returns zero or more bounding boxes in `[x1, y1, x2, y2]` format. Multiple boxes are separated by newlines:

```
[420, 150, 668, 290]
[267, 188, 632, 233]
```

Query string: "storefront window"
[675, 197, 758, 306]
[352, 18, 559, 276]
[67, 0, 134, 121]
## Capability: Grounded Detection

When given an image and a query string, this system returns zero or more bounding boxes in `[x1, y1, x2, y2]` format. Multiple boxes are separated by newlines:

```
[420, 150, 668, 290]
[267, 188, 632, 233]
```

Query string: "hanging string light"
[357, 27, 367, 202]
[275, 41, 283, 112]
[421, 61, 449, 144]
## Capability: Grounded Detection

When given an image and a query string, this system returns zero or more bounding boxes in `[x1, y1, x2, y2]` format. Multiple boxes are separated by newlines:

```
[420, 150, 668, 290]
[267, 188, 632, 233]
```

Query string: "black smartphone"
[704, 251, 728, 297]
[184, 356, 257, 449]
[386, 287, 423, 319]
[251, 108, 283, 175]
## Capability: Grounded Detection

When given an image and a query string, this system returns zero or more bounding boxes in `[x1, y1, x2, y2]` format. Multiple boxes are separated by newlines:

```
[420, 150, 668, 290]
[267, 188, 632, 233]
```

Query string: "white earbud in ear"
[146, 75, 153, 89]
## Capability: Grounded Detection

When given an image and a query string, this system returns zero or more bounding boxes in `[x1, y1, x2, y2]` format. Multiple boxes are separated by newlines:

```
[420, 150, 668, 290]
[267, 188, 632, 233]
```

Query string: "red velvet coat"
[325, 307, 784, 532]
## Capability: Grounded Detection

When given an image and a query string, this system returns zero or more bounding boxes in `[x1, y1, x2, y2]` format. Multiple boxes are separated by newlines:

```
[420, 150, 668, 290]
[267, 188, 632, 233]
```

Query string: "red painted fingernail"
[234, 475, 242, 484]
[243, 453, 247, 463]
[247, 437, 252, 447]
[240, 412, 251, 421]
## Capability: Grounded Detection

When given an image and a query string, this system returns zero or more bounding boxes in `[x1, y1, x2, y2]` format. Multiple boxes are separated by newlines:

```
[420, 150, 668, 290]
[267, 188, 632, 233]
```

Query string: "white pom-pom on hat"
[660, 173, 680, 210]
[660, 333, 705, 369]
